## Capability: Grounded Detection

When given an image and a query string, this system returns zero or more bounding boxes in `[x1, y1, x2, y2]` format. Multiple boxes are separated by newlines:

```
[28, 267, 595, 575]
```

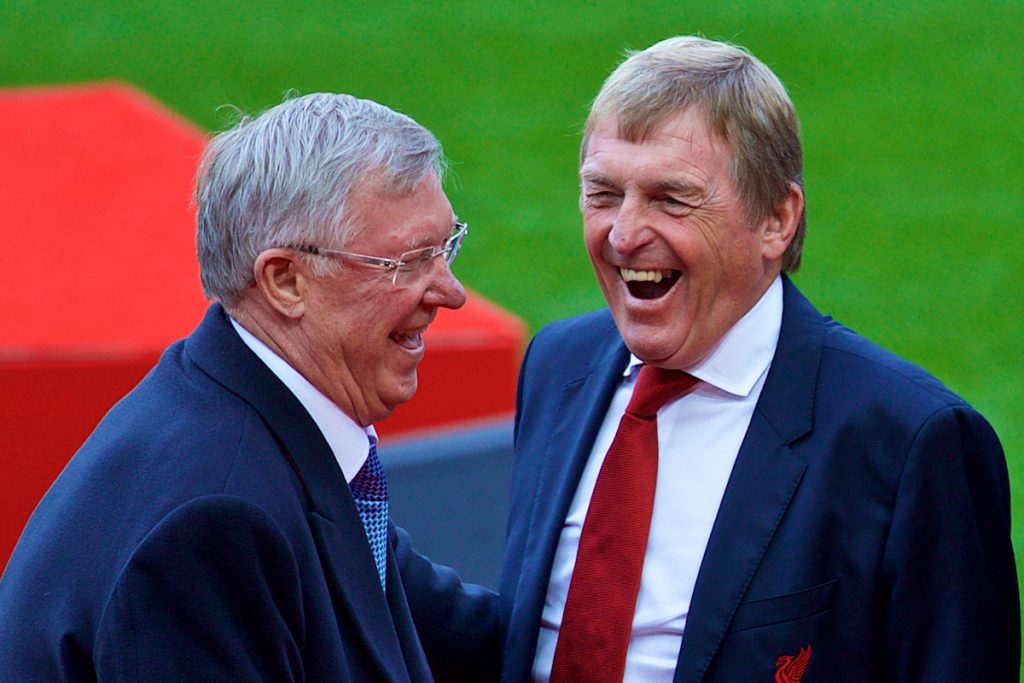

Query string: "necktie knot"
[349, 443, 387, 502]
[625, 365, 699, 418]
[350, 441, 389, 589]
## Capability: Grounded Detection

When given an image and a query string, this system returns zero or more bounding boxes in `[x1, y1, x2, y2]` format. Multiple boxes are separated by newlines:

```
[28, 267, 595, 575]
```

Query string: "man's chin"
[383, 375, 419, 411]
[622, 338, 672, 364]
[618, 325, 691, 368]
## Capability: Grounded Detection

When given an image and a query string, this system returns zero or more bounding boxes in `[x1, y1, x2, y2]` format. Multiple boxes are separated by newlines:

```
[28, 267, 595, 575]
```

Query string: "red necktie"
[550, 365, 699, 683]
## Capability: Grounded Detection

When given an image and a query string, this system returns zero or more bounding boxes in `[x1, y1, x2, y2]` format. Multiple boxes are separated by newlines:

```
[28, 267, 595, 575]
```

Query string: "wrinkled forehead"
[345, 170, 454, 249]
[580, 108, 734, 178]
[582, 105, 731, 165]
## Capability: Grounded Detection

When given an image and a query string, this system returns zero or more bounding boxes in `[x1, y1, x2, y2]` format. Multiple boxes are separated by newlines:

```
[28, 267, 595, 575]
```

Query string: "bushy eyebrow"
[649, 179, 702, 196]
[580, 170, 704, 197]
[580, 170, 615, 187]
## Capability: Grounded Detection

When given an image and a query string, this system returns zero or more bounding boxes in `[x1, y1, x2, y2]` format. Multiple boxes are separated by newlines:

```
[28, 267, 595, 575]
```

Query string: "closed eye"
[396, 244, 445, 272]
[583, 190, 621, 206]
[658, 195, 697, 213]
[399, 249, 435, 270]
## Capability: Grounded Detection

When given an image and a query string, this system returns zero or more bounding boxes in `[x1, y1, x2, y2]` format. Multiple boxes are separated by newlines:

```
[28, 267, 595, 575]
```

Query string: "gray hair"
[583, 36, 806, 271]
[195, 92, 446, 305]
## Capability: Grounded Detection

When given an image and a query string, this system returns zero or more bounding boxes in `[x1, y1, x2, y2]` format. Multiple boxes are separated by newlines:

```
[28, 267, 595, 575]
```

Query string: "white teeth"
[620, 268, 673, 283]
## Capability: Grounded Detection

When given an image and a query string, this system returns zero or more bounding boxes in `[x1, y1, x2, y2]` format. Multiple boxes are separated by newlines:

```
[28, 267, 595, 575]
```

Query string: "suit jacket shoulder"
[0, 305, 449, 682]
[527, 309, 620, 375]
[684, 277, 1019, 682]
[820, 312, 969, 413]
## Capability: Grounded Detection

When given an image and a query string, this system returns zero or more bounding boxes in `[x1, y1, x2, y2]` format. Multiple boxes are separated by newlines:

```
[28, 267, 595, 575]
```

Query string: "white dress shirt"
[533, 276, 783, 682]
[230, 318, 375, 483]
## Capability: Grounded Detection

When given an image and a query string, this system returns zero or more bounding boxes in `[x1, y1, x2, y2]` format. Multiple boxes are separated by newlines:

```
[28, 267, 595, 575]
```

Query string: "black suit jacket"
[499, 276, 1018, 681]
[0, 304, 498, 681]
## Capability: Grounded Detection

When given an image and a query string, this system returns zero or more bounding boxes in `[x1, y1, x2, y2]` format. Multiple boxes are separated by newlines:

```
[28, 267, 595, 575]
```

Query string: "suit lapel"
[673, 276, 824, 682]
[383, 539, 435, 683]
[308, 514, 411, 683]
[504, 322, 629, 682]
[186, 305, 412, 683]
[672, 418, 806, 682]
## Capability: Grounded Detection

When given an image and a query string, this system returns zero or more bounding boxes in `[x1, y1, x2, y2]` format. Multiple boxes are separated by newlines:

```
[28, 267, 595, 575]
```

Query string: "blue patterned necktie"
[349, 440, 388, 589]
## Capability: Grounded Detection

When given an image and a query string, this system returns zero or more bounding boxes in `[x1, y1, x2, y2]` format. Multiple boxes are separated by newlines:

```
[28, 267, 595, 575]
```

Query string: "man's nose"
[608, 195, 652, 254]
[423, 257, 467, 310]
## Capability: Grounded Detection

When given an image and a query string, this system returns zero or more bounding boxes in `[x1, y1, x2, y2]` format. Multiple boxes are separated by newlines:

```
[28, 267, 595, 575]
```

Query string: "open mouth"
[620, 268, 680, 300]
[389, 329, 425, 351]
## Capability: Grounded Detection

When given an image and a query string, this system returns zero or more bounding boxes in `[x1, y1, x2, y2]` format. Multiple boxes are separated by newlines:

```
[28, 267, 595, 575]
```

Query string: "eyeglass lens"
[392, 223, 466, 287]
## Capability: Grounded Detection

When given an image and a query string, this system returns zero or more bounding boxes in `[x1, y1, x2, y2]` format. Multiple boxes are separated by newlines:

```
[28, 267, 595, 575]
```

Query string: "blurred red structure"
[0, 83, 524, 570]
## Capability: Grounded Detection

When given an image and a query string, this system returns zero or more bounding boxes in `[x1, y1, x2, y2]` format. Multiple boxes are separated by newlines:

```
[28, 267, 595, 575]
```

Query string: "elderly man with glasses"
[0, 93, 497, 682]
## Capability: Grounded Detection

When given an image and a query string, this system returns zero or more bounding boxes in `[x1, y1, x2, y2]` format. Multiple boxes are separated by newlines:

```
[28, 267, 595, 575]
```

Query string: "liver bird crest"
[774, 644, 812, 683]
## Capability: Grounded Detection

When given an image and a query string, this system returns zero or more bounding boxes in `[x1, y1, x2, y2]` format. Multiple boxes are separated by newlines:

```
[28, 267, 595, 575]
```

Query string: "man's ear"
[760, 181, 804, 261]
[253, 248, 308, 319]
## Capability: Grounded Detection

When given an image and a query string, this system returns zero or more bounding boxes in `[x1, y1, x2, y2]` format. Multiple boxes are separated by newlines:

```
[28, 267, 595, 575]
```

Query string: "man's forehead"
[581, 111, 729, 182]
[579, 144, 712, 190]
[584, 108, 725, 157]
[345, 175, 455, 250]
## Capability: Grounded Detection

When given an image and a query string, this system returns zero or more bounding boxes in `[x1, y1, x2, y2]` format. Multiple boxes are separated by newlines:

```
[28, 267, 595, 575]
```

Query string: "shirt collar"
[229, 317, 374, 482]
[625, 275, 783, 397]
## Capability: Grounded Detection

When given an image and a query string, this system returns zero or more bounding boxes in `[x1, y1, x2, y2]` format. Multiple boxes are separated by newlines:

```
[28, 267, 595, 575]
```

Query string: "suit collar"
[184, 304, 417, 683]
[673, 274, 823, 682]
[505, 316, 629, 681]
[584, 311, 632, 380]
[756, 274, 823, 444]
[229, 315, 373, 482]
[185, 305, 351, 517]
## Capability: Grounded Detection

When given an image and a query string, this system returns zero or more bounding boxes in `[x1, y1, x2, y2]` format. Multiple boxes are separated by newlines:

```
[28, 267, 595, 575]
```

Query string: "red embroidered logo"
[774, 644, 812, 683]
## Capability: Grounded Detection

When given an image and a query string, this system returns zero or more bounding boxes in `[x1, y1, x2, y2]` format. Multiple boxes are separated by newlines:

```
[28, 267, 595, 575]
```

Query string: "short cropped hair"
[583, 36, 806, 271]
[195, 93, 445, 306]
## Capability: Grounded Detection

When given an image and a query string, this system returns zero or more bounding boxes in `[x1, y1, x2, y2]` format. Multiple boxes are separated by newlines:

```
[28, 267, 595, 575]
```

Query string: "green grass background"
[3, 0, 1021, 666]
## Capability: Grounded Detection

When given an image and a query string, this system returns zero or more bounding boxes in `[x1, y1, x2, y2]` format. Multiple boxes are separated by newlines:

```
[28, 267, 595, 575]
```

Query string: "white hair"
[195, 92, 446, 305]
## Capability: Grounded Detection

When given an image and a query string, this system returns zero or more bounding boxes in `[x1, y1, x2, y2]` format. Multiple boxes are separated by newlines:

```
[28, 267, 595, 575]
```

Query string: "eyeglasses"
[290, 222, 467, 287]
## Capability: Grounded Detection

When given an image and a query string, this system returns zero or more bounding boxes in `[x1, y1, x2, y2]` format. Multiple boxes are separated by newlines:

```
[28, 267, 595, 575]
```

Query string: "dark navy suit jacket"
[499, 276, 1019, 682]
[0, 304, 497, 682]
